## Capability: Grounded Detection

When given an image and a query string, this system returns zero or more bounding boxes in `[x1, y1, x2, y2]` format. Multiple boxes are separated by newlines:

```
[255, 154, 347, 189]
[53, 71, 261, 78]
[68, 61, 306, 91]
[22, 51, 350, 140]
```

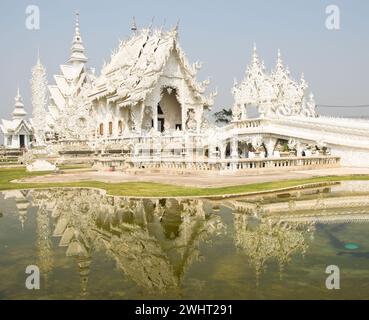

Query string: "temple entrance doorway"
[158, 88, 182, 131]
[19, 135, 25, 148]
[157, 104, 165, 132]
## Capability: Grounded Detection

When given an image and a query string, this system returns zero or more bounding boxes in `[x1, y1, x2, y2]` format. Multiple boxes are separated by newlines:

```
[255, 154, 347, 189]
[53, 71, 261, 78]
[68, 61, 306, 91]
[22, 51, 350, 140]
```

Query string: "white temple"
[0, 89, 32, 149]
[2, 13, 369, 171]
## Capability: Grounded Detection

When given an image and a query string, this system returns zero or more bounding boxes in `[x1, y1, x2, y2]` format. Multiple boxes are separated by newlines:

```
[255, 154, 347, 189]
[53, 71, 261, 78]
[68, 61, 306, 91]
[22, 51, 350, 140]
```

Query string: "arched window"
[109, 122, 113, 135]
[99, 123, 104, 136]
[118, 120, 123, 134]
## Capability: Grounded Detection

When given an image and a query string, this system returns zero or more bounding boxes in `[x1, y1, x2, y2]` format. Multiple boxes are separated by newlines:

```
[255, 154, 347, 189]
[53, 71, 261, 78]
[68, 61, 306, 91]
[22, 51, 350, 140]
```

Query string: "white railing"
[233, 119, 263, 129]
[94, 155, 340, 172]
[220, 156, 340, 171]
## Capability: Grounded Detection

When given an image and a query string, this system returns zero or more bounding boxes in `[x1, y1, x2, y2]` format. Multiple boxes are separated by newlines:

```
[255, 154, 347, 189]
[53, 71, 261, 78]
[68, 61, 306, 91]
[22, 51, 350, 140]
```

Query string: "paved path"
[15, 167, 369, 188]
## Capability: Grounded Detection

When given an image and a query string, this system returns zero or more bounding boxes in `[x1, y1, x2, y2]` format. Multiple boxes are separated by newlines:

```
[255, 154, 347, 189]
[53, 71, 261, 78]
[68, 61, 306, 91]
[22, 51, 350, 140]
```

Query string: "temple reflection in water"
[2, 181, 369, 298]
[3, 189, 227, 295]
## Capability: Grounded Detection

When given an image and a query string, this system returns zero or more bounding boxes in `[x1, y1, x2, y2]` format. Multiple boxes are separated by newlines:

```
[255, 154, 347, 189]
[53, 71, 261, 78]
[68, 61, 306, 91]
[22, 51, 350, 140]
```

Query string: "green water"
[1, 182, 369, 300]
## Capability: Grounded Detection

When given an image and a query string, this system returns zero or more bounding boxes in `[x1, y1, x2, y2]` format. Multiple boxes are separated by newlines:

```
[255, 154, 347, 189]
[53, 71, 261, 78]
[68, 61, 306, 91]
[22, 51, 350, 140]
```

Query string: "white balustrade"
[94, 155, 340, 173]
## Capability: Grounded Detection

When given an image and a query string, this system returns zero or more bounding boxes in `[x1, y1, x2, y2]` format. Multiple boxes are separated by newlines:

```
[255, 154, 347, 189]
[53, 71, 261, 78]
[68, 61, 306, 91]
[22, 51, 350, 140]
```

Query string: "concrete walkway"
[15, 167, 369, 188]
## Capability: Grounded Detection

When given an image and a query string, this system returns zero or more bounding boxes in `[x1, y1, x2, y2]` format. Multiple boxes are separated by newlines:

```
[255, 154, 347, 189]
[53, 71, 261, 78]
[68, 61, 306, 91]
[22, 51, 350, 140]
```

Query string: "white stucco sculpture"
[26, 159, 56, 172]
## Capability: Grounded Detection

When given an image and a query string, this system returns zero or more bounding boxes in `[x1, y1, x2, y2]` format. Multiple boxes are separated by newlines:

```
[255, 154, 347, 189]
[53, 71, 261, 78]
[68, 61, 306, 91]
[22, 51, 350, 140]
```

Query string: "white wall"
[330, 145, 369, 167]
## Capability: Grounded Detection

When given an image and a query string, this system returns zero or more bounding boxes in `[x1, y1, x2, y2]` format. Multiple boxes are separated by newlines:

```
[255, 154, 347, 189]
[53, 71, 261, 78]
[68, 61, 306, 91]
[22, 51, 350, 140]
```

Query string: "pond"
[1, 181, 369, 300]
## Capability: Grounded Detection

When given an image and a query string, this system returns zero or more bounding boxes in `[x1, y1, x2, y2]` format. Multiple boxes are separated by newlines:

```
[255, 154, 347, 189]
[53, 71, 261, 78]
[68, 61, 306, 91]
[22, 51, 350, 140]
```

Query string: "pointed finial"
[261, 60, 266, 70]
[251, 43, 259, 63]
[12, 88, 26, 119]
[75, 11, 81, 37]
[149, 16, 155, 30]
[131, 16, 137, 32]
[15, 88, 23, 104]
[37, 47, 40, 64]
[300, 73, 308, 89]
[159, 18, 167, 34]
[286, 65, 290, 75]
[175, 18, 180, 31]
[252, 43, 258, 58]
[276, 49, 283, 66]
[69, 11, 87, 64]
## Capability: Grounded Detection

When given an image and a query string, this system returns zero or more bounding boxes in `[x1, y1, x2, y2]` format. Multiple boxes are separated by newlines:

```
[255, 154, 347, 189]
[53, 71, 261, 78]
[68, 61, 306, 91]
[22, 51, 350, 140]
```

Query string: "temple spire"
[252, 43, 258, 61]
[248, 43, 263, 73]
[175, 18, 180, 31]
[37, 47, 40, 65]
[131, 16, 137, 33]
[300, 72, 308, 90]
[31, 53, 48, 145]
[272, 49, 289, 80]
[12, 88, 27, 120]
[250, 43, 263, 69]
[69, 11, 88, 65]
[276, 49, 283, 69]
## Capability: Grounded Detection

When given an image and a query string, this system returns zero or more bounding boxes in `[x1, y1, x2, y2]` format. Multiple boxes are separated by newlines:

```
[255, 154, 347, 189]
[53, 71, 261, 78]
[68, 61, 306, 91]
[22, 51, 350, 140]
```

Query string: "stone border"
[1, 181, 340, 201]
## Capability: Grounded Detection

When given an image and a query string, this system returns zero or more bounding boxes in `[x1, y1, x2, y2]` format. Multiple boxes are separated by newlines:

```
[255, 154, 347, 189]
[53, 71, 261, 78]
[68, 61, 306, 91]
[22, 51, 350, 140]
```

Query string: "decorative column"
[220, 143, 227, 160]
[195, 108, 203, 134]
[181, 79, 186, 132]
[231, 136, 238, 159]
[230, 136, 239, 170]
[264, 137, 277, 158]
[242, 143, 248, 158]
[241, 103, 248, 120]
[208, 144, 217, 163]
[296, 142, 303, 157]
[113, 104, 119, 138]
[153, 103, 158, 132]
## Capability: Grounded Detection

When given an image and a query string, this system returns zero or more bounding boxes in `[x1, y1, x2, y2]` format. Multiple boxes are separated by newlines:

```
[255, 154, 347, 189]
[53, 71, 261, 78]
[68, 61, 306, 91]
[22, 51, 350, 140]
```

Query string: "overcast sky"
[1, 0, 369, 123]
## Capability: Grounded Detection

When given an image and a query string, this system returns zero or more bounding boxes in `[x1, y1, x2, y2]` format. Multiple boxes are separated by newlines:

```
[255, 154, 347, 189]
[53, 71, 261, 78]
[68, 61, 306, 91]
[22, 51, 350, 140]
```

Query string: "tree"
[214, 108, 233, 124]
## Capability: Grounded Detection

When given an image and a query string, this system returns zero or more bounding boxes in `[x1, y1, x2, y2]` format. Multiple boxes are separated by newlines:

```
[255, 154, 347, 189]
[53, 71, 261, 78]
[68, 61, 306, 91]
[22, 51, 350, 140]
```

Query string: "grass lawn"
[1, 167, 369, 198]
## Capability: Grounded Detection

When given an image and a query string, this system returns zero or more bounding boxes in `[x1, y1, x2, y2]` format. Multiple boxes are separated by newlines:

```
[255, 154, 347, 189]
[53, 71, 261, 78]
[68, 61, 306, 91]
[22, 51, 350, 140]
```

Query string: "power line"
[317, 104, 369, 108]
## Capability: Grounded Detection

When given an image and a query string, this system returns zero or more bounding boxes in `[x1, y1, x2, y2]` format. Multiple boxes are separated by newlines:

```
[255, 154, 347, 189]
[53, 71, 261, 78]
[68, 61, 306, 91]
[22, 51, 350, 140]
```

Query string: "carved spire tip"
[131, 16, 137, 32]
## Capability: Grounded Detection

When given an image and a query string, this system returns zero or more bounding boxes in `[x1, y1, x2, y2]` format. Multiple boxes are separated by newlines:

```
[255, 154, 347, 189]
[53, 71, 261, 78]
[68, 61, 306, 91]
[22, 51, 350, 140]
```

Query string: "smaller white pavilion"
[0, 89, 33, 149]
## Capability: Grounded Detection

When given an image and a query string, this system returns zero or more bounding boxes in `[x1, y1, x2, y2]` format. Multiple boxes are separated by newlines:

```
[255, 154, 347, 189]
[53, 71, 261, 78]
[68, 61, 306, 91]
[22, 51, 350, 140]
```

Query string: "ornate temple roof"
[46, 13, 95, 135]
[89, 25, 215, 108]
[0, 89, 32, 135]
[232, 45, 317, 119]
